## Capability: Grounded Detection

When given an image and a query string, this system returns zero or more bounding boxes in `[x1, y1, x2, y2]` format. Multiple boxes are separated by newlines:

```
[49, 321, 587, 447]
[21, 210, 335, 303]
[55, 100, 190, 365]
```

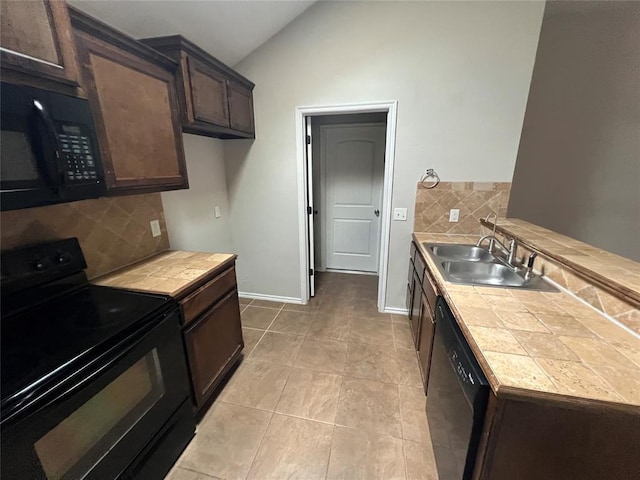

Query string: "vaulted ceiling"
[68, 0, 316, 66]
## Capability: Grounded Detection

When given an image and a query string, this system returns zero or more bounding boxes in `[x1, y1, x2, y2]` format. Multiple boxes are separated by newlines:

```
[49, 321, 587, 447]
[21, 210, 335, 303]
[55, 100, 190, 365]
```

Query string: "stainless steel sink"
[441, 261, 524, 287]
[428, 244, 496, 262]
[423, 242, 558, 292]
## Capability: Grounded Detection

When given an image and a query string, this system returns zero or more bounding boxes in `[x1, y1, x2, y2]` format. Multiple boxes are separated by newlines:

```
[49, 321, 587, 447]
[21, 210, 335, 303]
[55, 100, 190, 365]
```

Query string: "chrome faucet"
[483, 212, 498, 251]
[524, 252, 538, 280]
[477, 235, 518, 267]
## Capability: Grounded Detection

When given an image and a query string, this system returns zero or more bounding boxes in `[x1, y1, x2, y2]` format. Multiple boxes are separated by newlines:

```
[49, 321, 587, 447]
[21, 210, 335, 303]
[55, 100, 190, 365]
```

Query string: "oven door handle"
[31, 99, 64, 196]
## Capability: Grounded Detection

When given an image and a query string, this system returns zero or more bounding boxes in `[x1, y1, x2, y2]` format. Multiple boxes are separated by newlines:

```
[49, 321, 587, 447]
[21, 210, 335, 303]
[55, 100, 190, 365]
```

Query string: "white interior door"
[321, 124, 386, 272]
[305, 118, 315, 296]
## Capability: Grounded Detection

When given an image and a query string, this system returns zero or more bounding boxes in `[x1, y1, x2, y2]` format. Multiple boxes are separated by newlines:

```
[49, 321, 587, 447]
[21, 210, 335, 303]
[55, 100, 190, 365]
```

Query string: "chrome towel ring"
[420, 169, 440, 189]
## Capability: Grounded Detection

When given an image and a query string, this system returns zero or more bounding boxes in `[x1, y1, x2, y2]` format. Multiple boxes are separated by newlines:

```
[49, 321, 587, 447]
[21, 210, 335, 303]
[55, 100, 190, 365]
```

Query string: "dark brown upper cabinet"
[69, 7, 189, 196]
[141, 35, 255, 139]
[0, 0, 81, 94]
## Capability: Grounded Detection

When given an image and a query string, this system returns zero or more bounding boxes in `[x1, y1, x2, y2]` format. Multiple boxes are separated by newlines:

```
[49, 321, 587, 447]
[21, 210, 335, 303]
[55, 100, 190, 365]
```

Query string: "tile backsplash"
[413, 181, 511, 234]
[1, 194, 169, 279]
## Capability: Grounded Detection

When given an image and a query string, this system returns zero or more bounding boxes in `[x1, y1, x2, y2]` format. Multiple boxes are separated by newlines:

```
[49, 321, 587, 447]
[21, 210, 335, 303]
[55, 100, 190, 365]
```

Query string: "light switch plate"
[393, 208, 408, 221]
[214, 206, 221, 218]
[150, 220, 161, 237]
[449, 209, 460, 223]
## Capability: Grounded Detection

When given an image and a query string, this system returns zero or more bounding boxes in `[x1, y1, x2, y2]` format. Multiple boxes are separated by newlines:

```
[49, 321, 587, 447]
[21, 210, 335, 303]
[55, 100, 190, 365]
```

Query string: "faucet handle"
[527, 252, 538, 269]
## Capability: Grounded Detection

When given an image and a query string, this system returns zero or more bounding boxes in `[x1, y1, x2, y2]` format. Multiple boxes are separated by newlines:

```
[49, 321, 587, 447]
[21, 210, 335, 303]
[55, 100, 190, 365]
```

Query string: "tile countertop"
[93, 251, 237, 300]
[413, 232, 640, 410]
[485, 218, 640, 304]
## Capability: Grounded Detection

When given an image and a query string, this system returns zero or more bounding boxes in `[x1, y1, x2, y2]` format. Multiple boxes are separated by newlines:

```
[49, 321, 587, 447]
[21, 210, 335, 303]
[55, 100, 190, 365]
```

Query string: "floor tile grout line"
[401, 435, 410, 480]
[177, 465, 221, 479]
[246, 303, 286, 356]
[324, 424, 337, 480]
[242, 409, 275, 480]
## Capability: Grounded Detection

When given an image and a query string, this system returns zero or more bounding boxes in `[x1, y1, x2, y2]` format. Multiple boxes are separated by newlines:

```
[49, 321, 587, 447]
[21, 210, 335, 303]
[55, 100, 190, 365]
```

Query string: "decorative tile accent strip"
[488, 228, 640, 335]
[414, 182, 511, 235]
[1, 194, 169, 279]
[489, 218, 640, 302]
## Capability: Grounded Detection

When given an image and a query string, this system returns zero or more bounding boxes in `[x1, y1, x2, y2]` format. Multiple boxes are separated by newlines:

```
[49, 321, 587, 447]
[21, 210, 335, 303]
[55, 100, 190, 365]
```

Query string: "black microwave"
[1, 82, 106, 211]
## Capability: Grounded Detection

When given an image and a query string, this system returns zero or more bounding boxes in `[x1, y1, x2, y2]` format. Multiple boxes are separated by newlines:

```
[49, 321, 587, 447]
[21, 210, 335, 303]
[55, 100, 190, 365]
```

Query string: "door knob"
[374, 209, 380, 217]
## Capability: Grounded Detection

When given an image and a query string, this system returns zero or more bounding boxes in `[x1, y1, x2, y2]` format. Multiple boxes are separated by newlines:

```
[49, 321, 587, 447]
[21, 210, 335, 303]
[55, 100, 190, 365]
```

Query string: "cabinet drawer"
[184, 289, 243, 410]
[181, 266, 237, 325]
[421, 268, 439, 319]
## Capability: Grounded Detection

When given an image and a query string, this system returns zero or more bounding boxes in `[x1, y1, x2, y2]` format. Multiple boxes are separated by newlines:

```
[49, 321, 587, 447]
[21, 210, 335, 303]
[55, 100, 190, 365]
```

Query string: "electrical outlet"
[214, 206, 221, 218]
[393, 208, 408, 221]
[449, 209, 460, 223]
[150, 220, 161, 237]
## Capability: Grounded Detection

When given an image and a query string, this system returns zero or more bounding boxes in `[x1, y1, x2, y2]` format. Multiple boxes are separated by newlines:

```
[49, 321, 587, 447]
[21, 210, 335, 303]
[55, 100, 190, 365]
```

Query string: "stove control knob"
[57, 252, 73, 264]
[34, 260, 47, 271]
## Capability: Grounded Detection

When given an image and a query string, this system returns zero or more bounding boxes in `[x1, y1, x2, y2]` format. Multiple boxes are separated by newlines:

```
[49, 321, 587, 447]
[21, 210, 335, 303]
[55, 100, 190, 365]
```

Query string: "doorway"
[295, 102, 398, 311]
[312, 116, 387, 274]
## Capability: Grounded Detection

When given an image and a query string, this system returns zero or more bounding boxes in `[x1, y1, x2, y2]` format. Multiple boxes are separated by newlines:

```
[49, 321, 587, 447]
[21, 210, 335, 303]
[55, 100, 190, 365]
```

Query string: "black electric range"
[1, 238, 195, 479]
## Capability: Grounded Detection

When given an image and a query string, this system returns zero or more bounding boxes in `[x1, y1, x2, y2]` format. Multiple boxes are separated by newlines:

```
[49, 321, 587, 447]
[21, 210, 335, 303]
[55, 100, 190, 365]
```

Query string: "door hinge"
[306, 134, 311, 145]
[307, 206, 313, 215]
[309, 268, 314, 276]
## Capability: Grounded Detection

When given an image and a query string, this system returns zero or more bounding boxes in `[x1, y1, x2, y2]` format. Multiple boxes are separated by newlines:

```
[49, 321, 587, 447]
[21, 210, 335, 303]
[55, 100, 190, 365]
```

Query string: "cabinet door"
[410, 271, 423, 347]
[418, 293, 436, 393]
[184, 290, 243, 410]
[1, 0, 80, 89]
[406, 261, 414, 312]
[74, 31, 188, 194]
[227, 80, 255, 134]
[186, 57, 229, 127]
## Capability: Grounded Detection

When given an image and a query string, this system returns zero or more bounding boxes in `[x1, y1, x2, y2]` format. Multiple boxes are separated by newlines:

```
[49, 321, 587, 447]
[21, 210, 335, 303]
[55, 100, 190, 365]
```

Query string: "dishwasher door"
[426, 298, 490, 480]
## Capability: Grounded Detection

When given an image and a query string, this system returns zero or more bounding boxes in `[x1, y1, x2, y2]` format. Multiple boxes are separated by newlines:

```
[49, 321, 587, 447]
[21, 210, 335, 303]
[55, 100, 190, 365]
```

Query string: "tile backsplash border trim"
[485, 223, 640, 335]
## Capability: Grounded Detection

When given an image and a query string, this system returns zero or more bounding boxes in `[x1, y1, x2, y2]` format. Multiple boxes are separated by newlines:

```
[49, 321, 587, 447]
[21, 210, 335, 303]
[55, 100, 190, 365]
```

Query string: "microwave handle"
[32, 99, 64, 195]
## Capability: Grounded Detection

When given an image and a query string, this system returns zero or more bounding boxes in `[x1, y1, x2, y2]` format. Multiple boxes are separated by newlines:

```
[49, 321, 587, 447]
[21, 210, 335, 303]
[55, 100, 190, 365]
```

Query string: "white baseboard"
[383, 307, 409, 315]
[238, 292, 304, 305]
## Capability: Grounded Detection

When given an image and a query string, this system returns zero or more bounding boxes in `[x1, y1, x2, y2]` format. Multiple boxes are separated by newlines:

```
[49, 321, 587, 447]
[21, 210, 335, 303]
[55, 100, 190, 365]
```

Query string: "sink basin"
[441, 261, 524, 287]
[427, 244, 495, 262]
[421, 242, 558, 292]
[438, 260, 558, 292]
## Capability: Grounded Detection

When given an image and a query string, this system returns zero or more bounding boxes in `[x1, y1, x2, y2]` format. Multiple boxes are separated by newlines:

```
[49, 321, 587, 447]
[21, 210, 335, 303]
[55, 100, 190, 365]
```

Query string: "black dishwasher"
[426, 297, 490, 479]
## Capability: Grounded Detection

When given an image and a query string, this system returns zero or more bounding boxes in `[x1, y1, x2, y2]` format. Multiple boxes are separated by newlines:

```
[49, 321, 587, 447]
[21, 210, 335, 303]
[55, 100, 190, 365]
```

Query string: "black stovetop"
[1, 283, 174, 408]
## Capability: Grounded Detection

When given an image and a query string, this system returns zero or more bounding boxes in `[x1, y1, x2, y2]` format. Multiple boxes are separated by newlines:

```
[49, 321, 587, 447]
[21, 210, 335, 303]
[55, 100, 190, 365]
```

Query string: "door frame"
[295, 101, 398, 311]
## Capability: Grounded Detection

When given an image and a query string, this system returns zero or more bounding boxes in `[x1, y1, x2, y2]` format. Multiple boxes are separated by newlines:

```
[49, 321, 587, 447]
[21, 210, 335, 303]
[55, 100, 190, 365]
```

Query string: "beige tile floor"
[166, 272, 438, 480]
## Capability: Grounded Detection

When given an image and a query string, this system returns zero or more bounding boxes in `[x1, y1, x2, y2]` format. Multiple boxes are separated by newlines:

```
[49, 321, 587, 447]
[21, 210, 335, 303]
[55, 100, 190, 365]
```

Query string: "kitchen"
[1, 0, 639, 479]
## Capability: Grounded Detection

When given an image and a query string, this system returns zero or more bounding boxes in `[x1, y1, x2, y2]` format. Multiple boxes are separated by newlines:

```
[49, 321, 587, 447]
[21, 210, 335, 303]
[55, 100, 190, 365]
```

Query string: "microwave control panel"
[58, 125, 99, 183]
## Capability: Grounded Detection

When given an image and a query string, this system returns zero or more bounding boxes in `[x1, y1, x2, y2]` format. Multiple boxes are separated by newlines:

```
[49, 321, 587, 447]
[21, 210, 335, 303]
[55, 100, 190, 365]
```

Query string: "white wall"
[162, 133, 233, 253]
[225, 1, 545, 307]
[508, 2, 640, 261]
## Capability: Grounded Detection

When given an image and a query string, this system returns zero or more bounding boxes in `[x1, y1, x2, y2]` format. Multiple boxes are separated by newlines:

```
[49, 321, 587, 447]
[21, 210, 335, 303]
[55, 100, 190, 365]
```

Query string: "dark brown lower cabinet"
[408, 241, 440, 391]
[417, 292, 436, 393]
[183, 289, 243, 411]
[410, 270, 423, 346]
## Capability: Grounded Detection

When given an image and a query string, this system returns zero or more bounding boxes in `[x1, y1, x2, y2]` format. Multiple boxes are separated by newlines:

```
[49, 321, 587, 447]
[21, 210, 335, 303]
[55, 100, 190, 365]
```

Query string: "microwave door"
[0, 101, 62, 209]
[31, 99, 65, 196]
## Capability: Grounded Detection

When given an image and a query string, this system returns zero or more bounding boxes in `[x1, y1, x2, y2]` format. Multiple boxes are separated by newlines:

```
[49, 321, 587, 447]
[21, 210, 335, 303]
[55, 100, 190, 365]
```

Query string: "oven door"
[1, 307, 192, 480]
